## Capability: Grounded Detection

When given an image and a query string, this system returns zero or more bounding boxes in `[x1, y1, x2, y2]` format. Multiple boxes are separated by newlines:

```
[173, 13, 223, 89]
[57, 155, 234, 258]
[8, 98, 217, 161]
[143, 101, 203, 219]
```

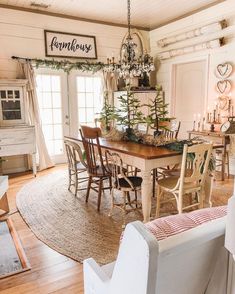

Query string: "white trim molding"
[158, 38, 223, 60]
[157, 20, 226, 48]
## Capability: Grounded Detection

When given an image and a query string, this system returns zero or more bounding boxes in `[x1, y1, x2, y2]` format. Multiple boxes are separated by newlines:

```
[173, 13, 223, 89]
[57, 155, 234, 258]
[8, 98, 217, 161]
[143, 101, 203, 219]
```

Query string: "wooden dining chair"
[64, 138, 88, 196]
[80, 125, 111, 211]
[152, 121, 181, 196]
[156, 143, 213, 217]
[105, 150, 142, 227]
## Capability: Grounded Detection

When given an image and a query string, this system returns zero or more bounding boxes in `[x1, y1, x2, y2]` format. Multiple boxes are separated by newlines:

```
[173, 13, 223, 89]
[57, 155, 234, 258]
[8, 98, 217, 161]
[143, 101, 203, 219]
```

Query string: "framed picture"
[44, 30, 97, 59]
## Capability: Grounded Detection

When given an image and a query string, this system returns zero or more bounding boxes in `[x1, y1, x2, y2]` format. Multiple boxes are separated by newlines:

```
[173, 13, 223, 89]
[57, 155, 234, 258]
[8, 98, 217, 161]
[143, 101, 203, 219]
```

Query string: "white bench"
[84, 209, 228, 294]
[0, 176, 9, 215]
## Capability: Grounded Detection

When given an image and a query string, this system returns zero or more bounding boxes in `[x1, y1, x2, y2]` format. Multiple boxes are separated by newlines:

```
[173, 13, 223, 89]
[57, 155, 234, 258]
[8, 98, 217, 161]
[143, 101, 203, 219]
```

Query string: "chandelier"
[104, 0, 155, 79]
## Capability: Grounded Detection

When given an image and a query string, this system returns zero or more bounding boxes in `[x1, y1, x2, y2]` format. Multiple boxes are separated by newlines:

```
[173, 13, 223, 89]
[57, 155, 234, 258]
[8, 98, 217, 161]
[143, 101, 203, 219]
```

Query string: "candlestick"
[192, 121, 196, 131]
[213, 109, 216, 122]
[197, 121, 201, 132]
[202, 117, 205, 131]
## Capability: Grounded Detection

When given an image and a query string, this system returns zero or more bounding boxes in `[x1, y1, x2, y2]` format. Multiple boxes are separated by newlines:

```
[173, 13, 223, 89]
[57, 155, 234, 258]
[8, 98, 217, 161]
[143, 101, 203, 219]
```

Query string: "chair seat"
[116, 176, 142, 189]
[76, 162, 87, 171]
[158, 176, 200, 191]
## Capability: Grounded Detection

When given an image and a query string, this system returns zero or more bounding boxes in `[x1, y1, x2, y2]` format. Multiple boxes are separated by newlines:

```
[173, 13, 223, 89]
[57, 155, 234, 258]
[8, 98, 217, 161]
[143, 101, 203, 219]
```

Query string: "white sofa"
[84, 212, 228, 294]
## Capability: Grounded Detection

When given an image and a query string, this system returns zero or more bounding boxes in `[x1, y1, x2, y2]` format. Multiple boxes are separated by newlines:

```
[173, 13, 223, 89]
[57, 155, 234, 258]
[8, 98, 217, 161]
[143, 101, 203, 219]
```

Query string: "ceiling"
[0, 0, 226, 30]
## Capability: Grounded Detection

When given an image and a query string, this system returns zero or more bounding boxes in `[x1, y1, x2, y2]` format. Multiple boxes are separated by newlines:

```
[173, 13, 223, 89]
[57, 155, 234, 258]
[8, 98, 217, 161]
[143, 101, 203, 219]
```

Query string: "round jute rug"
[16, 170, 137, 265]
[16, 169, 232, 265]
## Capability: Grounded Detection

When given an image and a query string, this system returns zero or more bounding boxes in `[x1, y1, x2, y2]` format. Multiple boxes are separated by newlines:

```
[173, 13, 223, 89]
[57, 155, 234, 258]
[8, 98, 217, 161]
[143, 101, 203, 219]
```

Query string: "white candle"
[193, 113, 196, 121]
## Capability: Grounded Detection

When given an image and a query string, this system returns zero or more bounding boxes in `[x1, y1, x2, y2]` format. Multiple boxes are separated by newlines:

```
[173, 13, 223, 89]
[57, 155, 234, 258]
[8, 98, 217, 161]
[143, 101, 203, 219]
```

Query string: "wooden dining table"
[66, 136, 182, 222]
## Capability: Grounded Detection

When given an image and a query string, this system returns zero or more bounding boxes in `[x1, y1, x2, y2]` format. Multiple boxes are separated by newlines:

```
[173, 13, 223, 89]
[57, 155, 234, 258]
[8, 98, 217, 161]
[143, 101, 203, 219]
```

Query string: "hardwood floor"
[0, 165, 84, 294]
[0, 166, 233, 293]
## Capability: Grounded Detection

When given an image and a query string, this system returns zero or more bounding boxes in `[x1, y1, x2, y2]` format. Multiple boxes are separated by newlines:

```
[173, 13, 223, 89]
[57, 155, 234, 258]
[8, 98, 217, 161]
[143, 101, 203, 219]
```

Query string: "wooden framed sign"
[44, 30, 97, 59]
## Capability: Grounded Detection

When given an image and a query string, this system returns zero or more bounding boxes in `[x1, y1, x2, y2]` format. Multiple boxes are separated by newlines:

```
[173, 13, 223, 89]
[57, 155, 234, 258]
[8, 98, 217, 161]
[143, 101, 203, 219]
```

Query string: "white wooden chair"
[64, 139, 88, 197]
[105, 150, 142, 226]
[156, 143, 213, 216]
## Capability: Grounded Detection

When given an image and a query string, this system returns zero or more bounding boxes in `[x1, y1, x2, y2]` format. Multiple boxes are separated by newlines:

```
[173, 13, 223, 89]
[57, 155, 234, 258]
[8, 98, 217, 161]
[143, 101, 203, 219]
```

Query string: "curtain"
[102, 71, 118, 105]
[19, 61, 54, 170]
[229, 135, 235, 158]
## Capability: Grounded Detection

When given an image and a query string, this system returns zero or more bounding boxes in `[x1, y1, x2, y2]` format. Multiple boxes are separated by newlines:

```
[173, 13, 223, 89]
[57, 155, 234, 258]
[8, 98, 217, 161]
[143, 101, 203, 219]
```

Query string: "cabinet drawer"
[0, 129, 35, 145]
[0, 143, 36, 156]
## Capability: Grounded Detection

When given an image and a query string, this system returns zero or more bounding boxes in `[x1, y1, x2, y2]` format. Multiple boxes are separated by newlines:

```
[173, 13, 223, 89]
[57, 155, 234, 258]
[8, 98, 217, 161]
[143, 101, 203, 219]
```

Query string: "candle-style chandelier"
[104, 0, 155, 79]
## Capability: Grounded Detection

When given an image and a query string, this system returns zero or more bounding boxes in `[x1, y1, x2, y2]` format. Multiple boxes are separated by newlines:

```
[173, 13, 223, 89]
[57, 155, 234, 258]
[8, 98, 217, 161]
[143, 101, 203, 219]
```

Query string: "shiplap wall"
[0, 7, 149, 173]
[150, 0, 235, 173]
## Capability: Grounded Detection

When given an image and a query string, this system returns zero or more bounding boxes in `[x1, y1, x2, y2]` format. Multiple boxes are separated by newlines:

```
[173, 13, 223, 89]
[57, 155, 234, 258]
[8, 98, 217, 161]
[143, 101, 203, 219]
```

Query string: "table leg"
[32, 154, 37, 177]
[0, 192, 9, 214]
[141, 170, 152, 223]
[221, 139, 226, 181]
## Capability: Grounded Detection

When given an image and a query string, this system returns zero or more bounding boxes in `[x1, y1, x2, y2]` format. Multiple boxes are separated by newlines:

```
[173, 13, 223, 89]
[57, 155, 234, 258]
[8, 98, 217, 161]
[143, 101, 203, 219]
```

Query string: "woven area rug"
[16, 170, 232, 265]
[16, 170, 142, 265]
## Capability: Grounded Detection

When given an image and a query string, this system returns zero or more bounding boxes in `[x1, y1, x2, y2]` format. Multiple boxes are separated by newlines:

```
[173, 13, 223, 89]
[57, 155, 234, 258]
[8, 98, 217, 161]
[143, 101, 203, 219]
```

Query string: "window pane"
[42, 92, 52, 108]
[42, 109, 53, 124]
[76, 76, 103, 126]
[86, 93, 93, 107]
[86, 108, 94, 122]
[52, 92, 61, 108]
[93, 77, 101, 93]
[77, 93, 86, 107]
[42, 124, 53, 140]
[36, 73, 63, 157]
[53, 124, 63, 139]
[53, 109, 62, 124]
[85, 77, 93, 92]
[77, 77, 85, 92]
[79, 108, 86, 122]
[51, 76, 61, 91]
[41, 75, 51, 91]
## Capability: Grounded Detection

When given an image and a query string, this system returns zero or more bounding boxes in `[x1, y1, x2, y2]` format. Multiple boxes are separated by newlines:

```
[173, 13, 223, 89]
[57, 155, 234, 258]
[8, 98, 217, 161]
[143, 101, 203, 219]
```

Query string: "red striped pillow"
[145, 206, 227, 241]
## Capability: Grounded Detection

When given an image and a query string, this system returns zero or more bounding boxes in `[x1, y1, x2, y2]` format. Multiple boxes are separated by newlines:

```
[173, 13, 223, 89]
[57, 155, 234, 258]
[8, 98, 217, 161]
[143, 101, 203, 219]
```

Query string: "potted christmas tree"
[96, 92, 116, 133]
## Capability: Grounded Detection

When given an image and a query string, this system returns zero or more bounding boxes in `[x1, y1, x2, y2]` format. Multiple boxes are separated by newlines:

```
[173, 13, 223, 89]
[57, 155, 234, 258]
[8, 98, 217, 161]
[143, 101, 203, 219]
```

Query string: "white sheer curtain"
[102, 71, 118, 105]
[19, 61, 54, 170]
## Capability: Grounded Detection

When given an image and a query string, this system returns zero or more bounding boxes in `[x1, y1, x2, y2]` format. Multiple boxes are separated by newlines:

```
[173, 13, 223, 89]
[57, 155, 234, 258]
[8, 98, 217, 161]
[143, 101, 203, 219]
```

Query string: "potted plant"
[96, 92, 117, 133]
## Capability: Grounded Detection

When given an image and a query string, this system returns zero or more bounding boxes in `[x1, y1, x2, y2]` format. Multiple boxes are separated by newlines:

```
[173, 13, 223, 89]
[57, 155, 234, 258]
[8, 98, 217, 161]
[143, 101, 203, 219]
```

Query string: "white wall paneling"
[0, 7, 149, 173]
[150, 0, 235, 171]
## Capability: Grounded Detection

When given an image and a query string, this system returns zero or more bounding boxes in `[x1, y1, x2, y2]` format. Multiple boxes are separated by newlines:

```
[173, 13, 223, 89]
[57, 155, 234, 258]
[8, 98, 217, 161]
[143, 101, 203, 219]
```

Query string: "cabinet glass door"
[0, 88, 24, 124]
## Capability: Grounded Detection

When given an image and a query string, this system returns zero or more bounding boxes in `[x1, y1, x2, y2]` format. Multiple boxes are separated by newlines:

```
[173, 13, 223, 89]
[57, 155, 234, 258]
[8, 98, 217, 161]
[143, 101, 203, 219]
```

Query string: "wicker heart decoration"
[216, 80, 231, 94]
[218, 96, 229, 110]
[216, 63, 233, 78]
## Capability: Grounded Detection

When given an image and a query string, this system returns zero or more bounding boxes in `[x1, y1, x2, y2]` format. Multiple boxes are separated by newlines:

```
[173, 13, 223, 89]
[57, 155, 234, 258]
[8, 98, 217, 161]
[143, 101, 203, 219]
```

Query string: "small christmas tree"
[144, 85, 172, 135]
[116, 90, 143, 133]
[97, 92, 116, 131]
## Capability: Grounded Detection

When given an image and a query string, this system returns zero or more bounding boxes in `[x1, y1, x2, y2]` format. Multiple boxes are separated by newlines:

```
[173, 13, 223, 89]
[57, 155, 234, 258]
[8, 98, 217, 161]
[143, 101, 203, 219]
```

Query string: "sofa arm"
[83, 258, 110, 294]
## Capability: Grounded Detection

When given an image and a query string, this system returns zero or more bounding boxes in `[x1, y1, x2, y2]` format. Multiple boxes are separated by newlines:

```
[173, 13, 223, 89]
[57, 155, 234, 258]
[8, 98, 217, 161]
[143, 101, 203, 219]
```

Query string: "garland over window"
[12, 56, 106, 73]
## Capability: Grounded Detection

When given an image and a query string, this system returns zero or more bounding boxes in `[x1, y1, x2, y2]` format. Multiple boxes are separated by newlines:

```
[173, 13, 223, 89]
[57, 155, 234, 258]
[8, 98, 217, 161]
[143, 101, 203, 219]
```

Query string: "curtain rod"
[11, 56, 106, 73]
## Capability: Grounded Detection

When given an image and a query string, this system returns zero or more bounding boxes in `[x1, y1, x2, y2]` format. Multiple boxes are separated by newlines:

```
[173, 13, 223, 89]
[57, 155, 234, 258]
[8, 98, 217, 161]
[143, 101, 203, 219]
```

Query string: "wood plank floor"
[0, 166, 233, 293]
[0, 165, 84, 294]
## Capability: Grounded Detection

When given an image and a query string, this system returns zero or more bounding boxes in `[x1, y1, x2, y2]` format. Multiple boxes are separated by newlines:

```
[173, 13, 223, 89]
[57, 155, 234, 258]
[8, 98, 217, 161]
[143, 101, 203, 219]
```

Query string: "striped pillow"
[145, 206, 227, 241]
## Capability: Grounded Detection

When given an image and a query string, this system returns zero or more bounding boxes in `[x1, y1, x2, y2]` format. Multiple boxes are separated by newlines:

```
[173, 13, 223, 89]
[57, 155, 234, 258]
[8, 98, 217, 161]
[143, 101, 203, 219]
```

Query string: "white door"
[69, 72, 103, 137]
[36, 70, 69, 163]
[173, 60, 207, 139]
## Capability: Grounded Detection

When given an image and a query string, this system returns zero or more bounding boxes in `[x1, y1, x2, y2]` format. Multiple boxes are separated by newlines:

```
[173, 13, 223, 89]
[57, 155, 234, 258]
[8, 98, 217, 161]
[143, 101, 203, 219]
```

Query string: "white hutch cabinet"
[0, 79, 36, 176]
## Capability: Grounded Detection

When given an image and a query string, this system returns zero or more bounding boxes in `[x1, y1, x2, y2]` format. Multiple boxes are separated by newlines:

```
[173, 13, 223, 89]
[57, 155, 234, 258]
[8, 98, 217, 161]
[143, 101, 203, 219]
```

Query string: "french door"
[36, 69, 103, 164]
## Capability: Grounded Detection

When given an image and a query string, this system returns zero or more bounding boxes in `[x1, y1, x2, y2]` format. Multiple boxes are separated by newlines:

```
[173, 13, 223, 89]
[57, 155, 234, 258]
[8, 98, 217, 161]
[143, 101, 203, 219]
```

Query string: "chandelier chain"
[127, 0, 131, 38]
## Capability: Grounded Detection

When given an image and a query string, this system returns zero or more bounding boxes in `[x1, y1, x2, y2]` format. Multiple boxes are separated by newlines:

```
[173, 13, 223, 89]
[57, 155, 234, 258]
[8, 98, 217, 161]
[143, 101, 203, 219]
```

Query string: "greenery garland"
[12, 56, 106, 73]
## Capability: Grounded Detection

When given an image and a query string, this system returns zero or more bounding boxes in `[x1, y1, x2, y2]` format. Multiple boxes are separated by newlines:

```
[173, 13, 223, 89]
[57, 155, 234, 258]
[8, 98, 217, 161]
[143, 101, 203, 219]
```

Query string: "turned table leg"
[0, 192, 9, 215]
[141, 170, 152, 223]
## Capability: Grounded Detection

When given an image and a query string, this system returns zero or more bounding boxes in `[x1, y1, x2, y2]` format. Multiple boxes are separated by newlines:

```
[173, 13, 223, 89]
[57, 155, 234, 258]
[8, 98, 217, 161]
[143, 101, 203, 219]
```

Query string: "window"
[36, 74, 64, 156]
[76, 76, 103, 127]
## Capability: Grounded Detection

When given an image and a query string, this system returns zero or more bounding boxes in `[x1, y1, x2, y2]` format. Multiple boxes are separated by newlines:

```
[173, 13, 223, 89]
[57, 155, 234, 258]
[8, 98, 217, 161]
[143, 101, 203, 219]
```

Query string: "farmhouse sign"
[44, 30, 97, 59]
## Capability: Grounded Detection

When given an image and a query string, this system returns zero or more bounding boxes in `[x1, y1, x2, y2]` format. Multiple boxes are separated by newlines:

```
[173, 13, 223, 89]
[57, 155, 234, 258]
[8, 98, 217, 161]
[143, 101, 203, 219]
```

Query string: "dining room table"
[66, 136, 182, 222]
